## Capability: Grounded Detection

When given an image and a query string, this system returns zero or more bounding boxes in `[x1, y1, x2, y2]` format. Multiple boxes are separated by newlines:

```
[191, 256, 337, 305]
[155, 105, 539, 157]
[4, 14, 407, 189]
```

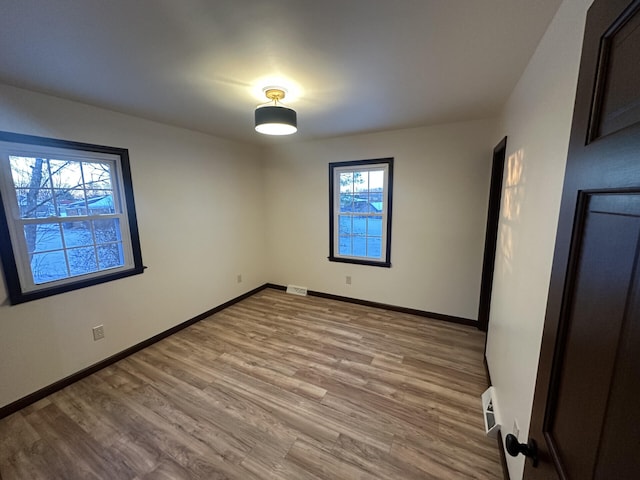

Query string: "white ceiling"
[0, 0, 562, 145]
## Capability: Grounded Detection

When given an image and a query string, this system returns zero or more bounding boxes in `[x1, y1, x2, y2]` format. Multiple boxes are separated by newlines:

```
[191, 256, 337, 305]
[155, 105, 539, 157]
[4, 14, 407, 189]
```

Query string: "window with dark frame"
[329, 158, 393, 267]
[0, 131, 144, 304]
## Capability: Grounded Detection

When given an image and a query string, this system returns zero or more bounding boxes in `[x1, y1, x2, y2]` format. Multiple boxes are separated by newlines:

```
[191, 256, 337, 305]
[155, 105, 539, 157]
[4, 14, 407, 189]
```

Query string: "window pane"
[82, 162, 112, 190]
[353, 216, 367, 235]
[338, 215, 351, 235]
[10, 156, 42, 187]
[31, 251, 68, 284]
[367, 237, 382, 258]
[340, 172, 353, 193]
[55, 188, 85, 216]
[50, 160, 83, 189]
[63, 221, 94, 247]
[68, 247, 98, 276]
[85, 192, 115, 214]
[354, 171, 369, 192]
[339, 235, 352, 255]
[369, 192, 383, 203]
[353, 236, 366, 257]
[368, 191, 383, 213]
[62, 190, 89, 216]
[25, 224, 63, 253]
[94, 218, 121, 243]
[98, 243, 124, 269]
[15, 188, 55, 219]
[340, 194, 354, 212]
[369, 170, 384, 190]
[353, 196, 370, 212]
[368, 216, 383, 236]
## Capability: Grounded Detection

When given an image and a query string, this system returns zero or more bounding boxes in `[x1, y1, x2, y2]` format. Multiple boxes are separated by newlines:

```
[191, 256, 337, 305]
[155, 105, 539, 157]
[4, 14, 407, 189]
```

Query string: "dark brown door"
[525, 0, 640, 478]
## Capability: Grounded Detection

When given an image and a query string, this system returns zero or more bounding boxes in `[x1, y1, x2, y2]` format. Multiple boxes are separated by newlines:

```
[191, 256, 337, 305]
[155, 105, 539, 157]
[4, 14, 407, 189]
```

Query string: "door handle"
[505, 434, 539, 468]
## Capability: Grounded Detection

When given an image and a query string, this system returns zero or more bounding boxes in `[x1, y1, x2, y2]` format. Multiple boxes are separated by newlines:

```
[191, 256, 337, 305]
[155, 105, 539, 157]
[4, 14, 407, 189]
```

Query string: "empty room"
[2, 0, 638, 479]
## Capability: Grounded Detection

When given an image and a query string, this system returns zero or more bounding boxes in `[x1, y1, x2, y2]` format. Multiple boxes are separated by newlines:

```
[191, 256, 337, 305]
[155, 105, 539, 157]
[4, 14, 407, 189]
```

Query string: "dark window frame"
[0, 131, 144, 305]
[328, 158, 393, 267]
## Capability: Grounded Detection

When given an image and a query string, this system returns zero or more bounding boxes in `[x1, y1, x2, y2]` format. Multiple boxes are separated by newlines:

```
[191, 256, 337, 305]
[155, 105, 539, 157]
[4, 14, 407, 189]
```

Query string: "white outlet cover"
[92, 325, 105, 341]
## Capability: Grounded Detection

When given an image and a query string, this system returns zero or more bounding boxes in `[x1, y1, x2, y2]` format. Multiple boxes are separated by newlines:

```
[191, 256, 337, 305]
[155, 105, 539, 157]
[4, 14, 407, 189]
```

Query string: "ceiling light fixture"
[255, 87, 297, 135]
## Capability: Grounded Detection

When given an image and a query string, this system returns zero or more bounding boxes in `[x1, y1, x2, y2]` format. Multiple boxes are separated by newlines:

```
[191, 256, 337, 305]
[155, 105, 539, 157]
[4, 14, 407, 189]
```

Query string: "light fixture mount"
[255, 86, 297, 136]
[264, 88, 286, 102]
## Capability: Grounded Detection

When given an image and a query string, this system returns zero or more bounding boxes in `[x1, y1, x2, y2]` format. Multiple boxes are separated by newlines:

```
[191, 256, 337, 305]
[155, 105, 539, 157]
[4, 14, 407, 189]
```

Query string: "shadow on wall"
[499, 148, 526, 276]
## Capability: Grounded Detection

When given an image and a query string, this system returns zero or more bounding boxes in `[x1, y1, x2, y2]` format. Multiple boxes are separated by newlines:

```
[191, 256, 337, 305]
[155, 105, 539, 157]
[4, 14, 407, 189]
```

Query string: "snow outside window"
[329, 158, 393, 267]
[0, 131, 144, 304]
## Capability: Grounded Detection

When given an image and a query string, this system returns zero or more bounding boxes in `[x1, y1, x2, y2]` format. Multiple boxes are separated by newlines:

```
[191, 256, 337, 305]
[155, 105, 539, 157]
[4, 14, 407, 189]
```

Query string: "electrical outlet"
[513, 419, 520, 440]
[346, 275, 352, 285]
[92, 325, 105, 341]
[237, 274, 242, 283]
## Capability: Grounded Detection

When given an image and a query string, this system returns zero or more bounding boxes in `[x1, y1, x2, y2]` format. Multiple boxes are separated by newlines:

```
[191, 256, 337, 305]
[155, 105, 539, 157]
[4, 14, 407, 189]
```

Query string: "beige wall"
[263, 118, 497, 320]
[486, 0, 593, 478]
[0, 91, 497, 409]
[0, 84, 269, 408]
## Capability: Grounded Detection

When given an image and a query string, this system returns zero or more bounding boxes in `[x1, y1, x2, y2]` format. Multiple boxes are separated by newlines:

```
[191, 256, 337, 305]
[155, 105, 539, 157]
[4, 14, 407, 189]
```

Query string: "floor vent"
[286, 285, 308, 296]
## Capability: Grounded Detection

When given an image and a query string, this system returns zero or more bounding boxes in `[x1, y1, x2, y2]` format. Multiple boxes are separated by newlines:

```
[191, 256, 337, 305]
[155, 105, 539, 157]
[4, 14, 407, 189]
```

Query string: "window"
[0, 131, 144, 304]
[329, 158, 393, 267]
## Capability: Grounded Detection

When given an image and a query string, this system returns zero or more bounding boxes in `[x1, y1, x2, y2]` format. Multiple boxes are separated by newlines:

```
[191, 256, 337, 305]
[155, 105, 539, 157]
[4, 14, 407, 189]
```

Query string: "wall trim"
[0, 283, 270, 419]
[485, 357, 510, 480]
[266, 283, 477, 327]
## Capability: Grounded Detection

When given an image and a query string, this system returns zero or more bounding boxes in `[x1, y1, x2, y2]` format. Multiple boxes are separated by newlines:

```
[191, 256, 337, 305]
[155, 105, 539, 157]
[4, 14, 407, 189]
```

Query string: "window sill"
[327, 256, 391, 268]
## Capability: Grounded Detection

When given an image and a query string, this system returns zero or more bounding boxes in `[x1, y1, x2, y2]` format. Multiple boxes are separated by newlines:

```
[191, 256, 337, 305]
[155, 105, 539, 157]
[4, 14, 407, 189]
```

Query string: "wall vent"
[286, 285, 308, 296]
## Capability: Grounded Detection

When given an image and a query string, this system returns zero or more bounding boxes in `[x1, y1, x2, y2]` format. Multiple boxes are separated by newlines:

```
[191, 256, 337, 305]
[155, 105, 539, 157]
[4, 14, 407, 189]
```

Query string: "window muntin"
[0, 132, 143, 304]
[329, 158, 393, 267]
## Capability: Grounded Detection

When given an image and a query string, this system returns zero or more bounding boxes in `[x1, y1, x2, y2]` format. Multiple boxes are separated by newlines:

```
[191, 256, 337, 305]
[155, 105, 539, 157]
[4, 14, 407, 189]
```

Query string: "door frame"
[478, 137, 507, 332]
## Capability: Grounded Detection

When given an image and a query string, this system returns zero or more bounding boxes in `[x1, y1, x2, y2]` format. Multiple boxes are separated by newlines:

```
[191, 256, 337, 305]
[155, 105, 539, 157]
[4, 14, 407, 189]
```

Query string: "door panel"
[591, 1, 640, 140]
[545, 193, 640, 478]
[526, 0, 640, 478]
[593, 257, 640, 479]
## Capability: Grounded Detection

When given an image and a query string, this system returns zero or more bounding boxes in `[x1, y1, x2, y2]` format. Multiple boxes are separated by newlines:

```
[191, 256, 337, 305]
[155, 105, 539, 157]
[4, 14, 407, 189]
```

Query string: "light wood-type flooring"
[0, 288, 503, 479]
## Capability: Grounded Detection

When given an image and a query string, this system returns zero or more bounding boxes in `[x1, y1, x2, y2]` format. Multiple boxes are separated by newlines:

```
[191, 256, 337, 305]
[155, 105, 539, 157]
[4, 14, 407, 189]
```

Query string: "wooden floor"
[0, 288, 502, 479]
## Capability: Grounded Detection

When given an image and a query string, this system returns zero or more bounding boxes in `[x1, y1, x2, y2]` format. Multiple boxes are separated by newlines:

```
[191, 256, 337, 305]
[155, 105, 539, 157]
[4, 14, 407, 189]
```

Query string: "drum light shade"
[254, 88, 298, 135]
[255, 105, 297, 135]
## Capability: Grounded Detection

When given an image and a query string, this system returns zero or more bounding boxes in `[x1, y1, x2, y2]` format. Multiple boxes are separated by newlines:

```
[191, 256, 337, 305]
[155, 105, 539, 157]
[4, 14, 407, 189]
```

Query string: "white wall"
[264, 118, 497, 320]
[0, 84, 268, 408]
[486, 0, 593, 478]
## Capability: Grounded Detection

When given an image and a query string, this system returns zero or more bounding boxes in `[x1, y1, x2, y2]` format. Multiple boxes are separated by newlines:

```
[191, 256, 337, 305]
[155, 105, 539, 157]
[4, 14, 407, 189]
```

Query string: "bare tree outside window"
[0, 131, 143, 304]
[329, 158, 393, 267]
[8, 156, 122, 283]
